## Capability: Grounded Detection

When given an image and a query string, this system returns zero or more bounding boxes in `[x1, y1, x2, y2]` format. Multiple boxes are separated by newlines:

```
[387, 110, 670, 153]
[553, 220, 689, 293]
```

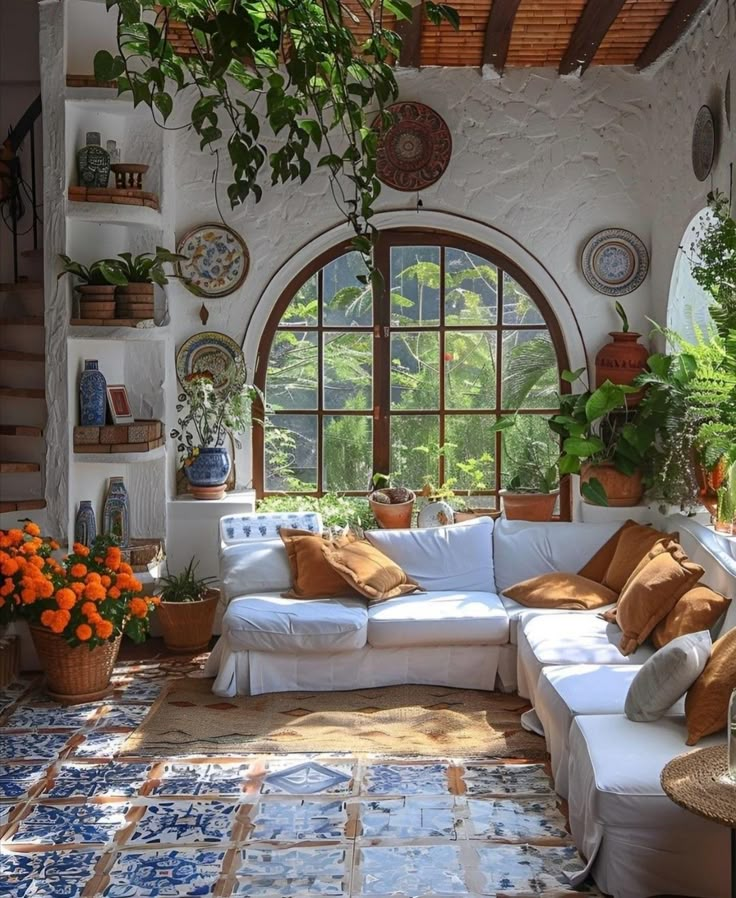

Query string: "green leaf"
[558, 453, 581, 475]
[94, 50, 125, 83]
[561, 367, 586, 383]
[562, 436, 605, 458]
[581, 477, 609, 506]
[383, 0, 413, 20]
[297, 118, 322, 150]
[153, 91, 173, 122]
[489, 417, 518, 434]
[98, 262, 128, 286]
[584, 381, 627, 422]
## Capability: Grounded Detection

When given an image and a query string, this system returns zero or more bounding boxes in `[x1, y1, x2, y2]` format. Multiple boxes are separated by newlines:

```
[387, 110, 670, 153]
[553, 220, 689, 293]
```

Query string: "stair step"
[0, 425, 43, 437]
[0, 387, 45, 400]
[0, 498, 46, 514]
[0, 350, 45, 363]
[0, 461, 40, 473]
[0, 281, 43, 293]
[0, 317, 44, 327]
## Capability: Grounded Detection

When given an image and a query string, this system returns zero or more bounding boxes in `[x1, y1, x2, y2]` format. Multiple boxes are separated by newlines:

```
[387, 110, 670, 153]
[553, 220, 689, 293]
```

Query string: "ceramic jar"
[74, 501, 97, 547]
[185, 447, 231, 488]
[594, 332, 649, 405]
[77, 131, 111, 188]
[103, 477, 130, 547]
[79, 360, 107, 426]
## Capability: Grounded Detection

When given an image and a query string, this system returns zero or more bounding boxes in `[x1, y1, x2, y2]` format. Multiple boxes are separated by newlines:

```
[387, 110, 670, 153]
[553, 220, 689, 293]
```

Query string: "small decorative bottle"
[103, 477, 130, 548]
[729, 688, 736, 783]
[74, 501, 97, 547]
[77, 131, 110, 188]
[79, 360, 107, 426]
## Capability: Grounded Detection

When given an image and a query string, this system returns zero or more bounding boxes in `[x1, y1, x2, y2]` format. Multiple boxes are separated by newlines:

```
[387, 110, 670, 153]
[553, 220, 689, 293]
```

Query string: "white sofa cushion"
[222, 593, 368, 653]
[367, 590, 508, 648]
[220, 540, 293, 598]
[365, 516, 494, 593]
[493, 519, 624, 593]
[501, 595, 616, 645]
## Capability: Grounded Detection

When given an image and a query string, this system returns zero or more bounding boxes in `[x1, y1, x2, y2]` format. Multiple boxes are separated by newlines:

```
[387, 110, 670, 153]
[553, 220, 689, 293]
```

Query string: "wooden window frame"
[253, 228, 572, 519]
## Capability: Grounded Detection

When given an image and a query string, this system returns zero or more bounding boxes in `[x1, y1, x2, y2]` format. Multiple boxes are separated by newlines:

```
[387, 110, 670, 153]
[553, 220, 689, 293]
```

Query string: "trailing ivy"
[94, 0, 459, 262]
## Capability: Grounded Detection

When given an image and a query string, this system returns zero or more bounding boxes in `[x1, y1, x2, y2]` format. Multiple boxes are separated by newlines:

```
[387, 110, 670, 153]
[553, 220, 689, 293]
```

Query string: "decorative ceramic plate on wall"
[176, 331, 244, 390]
[692, 105, 716, 182]
[177, 224, 249, 298]
[373, 101, 452, 192]
[581, 228, 649, 296]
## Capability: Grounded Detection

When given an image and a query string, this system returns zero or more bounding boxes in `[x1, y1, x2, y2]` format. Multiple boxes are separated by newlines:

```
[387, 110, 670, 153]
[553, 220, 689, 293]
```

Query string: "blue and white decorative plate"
[177, 223, 249, 297]
[176, 331, 245, 390]
[581, 228, 649, 296]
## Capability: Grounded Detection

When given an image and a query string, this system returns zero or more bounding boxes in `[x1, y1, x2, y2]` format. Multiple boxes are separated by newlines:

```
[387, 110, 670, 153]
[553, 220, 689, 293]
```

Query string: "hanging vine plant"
[95, 0, 459, 266]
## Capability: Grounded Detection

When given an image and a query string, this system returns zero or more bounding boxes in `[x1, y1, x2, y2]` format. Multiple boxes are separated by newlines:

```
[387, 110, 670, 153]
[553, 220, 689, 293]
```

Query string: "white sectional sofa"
[203, 510, 733, 898]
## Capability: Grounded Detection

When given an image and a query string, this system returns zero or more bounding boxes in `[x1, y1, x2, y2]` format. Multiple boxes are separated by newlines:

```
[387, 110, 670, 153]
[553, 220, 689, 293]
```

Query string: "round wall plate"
[692, 105, 716, 182]
[581, 228, 649, 296]
[177, 223, 249, 298]
[373, 101, 452, 192]
[176, 331, 245, 390]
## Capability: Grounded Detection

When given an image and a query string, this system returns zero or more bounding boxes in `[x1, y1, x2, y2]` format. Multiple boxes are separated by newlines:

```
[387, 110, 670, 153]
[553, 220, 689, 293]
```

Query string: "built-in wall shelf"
[69, 322, 168, 336]
[68, 187, 160, 211]
[66, 201, 162, 228]
[73, 445, 166, 464]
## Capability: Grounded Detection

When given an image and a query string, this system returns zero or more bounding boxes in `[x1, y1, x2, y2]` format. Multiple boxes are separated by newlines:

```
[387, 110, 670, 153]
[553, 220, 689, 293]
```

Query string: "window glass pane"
[280, 274, 318, 326]
[323, 416, 372, 491]
[501, 330, 557, 409]
[391, 332, 439, 410]
[266, 331, 318, 410]
[391, 246, 440, 326]
[503, 272, 545, 325]
[265, 414, 317, 491]
[391, 415, 440, 490]
[501, 415, 559, 491]
[323, 333, 372, 410]
[445, 415, 496, 492]
[323, 252, 371, 326]
[445, 249, 498, 325]
[445, 331, 496, 410]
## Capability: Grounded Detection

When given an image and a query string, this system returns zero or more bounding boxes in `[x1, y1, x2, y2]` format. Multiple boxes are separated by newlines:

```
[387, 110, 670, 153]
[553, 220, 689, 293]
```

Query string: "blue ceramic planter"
[184, 447, 231, 487]
[79, 360, 106, 426]
[74, 500, 97, 547]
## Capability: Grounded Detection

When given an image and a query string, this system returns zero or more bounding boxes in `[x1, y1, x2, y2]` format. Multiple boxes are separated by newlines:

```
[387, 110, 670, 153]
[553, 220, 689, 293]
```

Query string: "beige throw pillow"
[651, 585, 731, 649]
[601, 523, 676, 593]
[279, 528, 358, 599]
[685, 627, 736, 744]
[321, 535, 421, 604]
[503, 572, 617, 610]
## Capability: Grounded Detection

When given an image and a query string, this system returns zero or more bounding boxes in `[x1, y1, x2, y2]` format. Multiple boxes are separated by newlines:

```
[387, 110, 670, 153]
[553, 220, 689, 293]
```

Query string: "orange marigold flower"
[81, 601, 97, 616]
[119, 562, 133, 576]
[88, 612, 103, 625]
[76, 623, 92, 641]
[50, 609, 70, 633]
[21, 588, 36, 604]
[0, 578, 14, 597]
[130, 579, 142, 593]
[56, 587, 77, 610]
[85, 572, 102, 584]
[28, 555, 45, 570]
[114, 574, 132, 591]
[40, 609, 55, 627]
[1, 558, 19, 576]
[70, 563, 87, 578]
[70, 581, 86, 596]
[128, 597, 148, 619]
[50, 540, 60, 550]
[107, 586, 121, 600]
[95, 620, 113, 639]
[83, 582, 107, 602]
[72, 542, 88, 555]
[23, 522, 41, 537]
[38, 579, 54, 599]
[7, 529, 23, 543]
[100, 575, 111, 588]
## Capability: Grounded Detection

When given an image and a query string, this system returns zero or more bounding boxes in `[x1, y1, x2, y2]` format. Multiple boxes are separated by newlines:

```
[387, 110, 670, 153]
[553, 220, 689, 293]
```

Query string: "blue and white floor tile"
[462, 764, 553, 797]
[2, 704, 99, 730]
[261, 759, 354, 795]
[6, 801, 129, 846]
[43, 761, 151, 799]
[69, 731, 130, 758]
[362, 762, 449, 796]
[247, 798, 349, 841]
[0, 763, 47, 799]
[470, 844, 591, 895]
[358, 796, 458, 839]
[149, 761, 252, 797]
[127, 798, 239, 845]
[356, 845, 468, 896]
[466, 798, 570, 842]
[94, 703, 152, 730]
[0, 732, 71, 760]
[101, 848, 226, 897]
[0, 849, 101, 898]
[233, 846, 352, 896]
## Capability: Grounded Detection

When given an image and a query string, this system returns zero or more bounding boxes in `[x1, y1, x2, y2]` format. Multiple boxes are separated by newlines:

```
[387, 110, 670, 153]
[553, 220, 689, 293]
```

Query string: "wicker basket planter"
[30, 626, 122, 704]
[156, 588, 220, 654]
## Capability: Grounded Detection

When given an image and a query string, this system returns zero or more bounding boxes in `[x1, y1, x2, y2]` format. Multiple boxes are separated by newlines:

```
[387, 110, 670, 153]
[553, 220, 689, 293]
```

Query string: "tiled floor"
[0, 655, 602, 897]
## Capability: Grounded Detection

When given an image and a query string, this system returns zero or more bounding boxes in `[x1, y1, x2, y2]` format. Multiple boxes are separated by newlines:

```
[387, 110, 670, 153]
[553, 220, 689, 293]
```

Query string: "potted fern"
[155, 558, 219, 654]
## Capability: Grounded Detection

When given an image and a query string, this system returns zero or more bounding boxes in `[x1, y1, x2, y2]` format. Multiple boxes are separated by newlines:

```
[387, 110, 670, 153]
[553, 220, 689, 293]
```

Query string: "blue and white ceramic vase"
[77, 131, 110, 188]
[74, 500, 97, 547]
[103, 477, 130, 547]
[185, 447, 231, 487]
[79, 360, 106, 426]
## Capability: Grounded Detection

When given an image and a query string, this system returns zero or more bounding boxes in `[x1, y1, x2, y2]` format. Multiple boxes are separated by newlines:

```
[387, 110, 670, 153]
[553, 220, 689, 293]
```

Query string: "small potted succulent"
[58, 255, 127, 319]
[155, 558, 220, 654]
[368, 472, 416, 529]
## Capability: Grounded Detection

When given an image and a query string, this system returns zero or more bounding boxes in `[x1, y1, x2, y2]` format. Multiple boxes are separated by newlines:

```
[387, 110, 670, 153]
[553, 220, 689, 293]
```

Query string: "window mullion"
[373, 235, 391, 477]
[495, 270, 504, 503]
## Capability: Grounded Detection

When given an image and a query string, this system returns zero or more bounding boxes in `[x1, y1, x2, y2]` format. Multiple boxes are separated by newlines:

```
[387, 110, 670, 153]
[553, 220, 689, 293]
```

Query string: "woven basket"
[156, 589, 220, 654]
[30, 626, 122, 704]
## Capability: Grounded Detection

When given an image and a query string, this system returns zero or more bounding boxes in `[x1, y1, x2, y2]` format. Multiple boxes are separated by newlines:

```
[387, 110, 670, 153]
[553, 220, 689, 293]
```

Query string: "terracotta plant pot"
[693, 456, 727, 516]
[500, 489, 559, 522]
[77, 284, 116, 319]
[29, 626, 122, 704]
[116, 283, 155, 319]
[595, 332, 649, 406]
[581, 461, 643, 507]
[369, 489, 416, 529]
[156, 589, 220, 654]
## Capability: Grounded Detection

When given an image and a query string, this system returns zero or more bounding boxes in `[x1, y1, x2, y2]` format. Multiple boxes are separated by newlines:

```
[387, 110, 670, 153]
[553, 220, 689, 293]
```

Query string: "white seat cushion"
[501, 595, 616, 645]
[222, 593, 368, 653]
[535, 664, 685, 798]
[567, 714, 728, 898]
[367, 590, 508, 648]
[516, 611, 653, 701]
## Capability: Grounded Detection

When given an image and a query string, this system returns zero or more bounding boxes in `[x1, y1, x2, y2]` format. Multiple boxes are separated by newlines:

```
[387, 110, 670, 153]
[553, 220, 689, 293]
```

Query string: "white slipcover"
[221, 593, 368, 653]
[567, 714, 729, 898]
[366, 516, 494, 592]
[500, 595, 616, 645]
[367, 590, 508, 648]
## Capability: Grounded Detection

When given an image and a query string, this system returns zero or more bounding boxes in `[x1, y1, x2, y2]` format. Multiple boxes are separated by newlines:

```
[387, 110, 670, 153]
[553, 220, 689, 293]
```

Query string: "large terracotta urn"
[693, 455, 728, 516]
[595, 332, 649, 405]
[581, 462, 643, 507]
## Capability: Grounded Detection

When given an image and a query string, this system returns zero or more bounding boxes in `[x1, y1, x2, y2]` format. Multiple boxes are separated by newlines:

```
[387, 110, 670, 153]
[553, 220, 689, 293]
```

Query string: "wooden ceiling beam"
[559, 0, 627, 76]
[636, 0, 710, 70]
[396, 2, 423, 68]
[482, 0, 523, 73]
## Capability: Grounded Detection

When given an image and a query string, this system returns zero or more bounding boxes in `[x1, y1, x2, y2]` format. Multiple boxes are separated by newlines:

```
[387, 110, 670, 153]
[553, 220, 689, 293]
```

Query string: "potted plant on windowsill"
[368, 472, 416, 529]
[171, 360, 259, 500]
[499, 467, 559, 521]
[155, 558, 219, 654]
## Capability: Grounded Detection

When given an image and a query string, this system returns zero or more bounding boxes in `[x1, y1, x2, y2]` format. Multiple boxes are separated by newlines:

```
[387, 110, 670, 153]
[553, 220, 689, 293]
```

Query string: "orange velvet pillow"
[685, 628, 736, 744]
[321, 535, 421, 604]
[651, 585, 731, 649]
[279, 528, 358, 599]
[577, 520, 639, 584]
[504, 573, 617, 610]
[601, 523, 676, 593]
[615, 541, 704, 656]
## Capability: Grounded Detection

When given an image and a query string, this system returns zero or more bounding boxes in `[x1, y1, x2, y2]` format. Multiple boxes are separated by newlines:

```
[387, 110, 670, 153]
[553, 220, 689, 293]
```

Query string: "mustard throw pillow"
[601, 523, 676, 593]
[279, 528, 358, 599]
[651, 585, 731, 649]
[685, 628, 736, 744]
[504, 572, 617, 610]
[577, 519, 639, 584]
[322, 536, 421, 604]
[615, 542, 704, 656]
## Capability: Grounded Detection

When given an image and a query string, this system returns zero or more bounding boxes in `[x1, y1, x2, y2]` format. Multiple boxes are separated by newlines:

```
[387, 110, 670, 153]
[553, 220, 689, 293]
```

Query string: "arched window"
[254, 231, 569, 513]
[667, 208, 716, 343]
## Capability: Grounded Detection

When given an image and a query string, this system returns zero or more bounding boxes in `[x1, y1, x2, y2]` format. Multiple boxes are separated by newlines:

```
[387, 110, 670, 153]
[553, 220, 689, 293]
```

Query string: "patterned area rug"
[121, 679, 547, 758]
